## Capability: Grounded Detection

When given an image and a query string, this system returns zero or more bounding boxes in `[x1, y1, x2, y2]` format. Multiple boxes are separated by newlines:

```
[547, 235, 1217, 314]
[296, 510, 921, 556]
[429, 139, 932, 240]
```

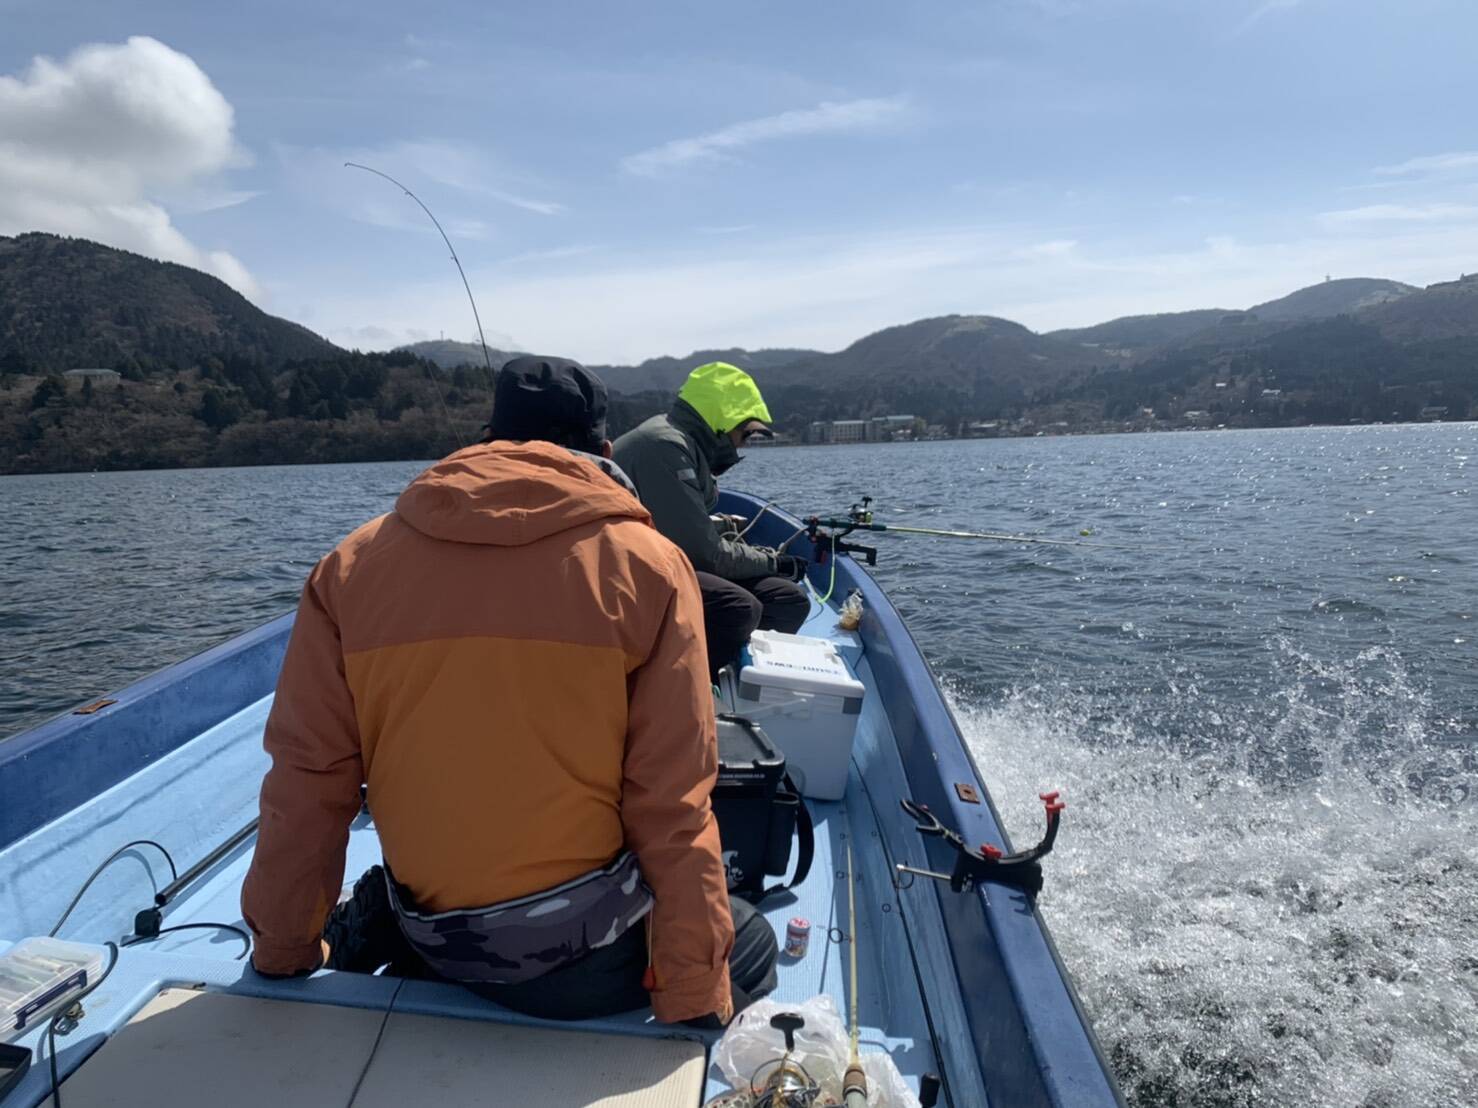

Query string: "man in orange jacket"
[241, 356, 776, 1025]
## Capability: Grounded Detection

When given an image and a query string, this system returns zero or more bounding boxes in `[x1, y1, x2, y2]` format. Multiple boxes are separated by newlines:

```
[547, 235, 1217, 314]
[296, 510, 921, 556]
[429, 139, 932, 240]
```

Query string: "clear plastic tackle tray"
[0, 937, 106, 1041]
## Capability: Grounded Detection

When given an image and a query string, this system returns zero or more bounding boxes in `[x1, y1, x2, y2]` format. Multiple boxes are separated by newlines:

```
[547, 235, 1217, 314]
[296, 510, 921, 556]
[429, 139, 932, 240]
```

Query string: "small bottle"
[784, 917, 811, 959]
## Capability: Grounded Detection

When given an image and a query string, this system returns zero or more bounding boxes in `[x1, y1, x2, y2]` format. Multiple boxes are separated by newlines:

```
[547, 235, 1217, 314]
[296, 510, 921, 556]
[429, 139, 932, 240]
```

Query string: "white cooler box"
[733, 630, 865, 801]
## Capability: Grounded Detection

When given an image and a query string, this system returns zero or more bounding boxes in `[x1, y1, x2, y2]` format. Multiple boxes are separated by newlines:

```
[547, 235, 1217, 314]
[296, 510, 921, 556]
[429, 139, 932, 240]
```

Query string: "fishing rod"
[805, 497, 1141, 561]
[344, 162, 496, 387]
[842, 839, 867, 1108]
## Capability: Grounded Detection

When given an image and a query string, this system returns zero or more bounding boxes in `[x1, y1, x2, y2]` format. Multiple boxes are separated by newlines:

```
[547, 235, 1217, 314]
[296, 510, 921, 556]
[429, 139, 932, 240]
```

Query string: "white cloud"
[0, 36, 259, 298]
[1373, 151, 1478, 178]
[621, 96, 907, 176]
[166, 188, 264, 214]
[305, 209, 1478, 365]
[1319, 203, 1478, 227]
[1014, 239, 1078, 260]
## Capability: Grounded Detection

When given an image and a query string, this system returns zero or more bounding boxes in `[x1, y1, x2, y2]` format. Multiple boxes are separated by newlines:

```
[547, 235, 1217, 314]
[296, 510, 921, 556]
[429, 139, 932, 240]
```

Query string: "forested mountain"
[1047, 309, 1232, 355]
[0, 234, 335, 373]
[1036, 313, 1477, 427]
[751, 315, 1111, 428]
[1246, 277, 1417, 322]
[1360, 273, 1478, 340]
[2, 233, 1474, 474]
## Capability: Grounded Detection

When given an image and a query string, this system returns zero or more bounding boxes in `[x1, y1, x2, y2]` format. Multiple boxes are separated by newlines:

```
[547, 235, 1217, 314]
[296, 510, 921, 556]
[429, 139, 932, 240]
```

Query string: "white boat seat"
[57, 987, 706, 1107]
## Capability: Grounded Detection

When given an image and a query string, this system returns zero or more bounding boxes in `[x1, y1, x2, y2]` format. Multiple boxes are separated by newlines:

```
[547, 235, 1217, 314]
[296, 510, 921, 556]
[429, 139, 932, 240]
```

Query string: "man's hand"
[250, 939, 328, 979]
[774, 553, 809, 582]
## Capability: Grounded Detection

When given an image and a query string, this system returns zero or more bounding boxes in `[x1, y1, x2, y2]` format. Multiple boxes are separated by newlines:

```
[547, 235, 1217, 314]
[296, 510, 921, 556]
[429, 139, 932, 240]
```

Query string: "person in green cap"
[614, 362, 809, 679]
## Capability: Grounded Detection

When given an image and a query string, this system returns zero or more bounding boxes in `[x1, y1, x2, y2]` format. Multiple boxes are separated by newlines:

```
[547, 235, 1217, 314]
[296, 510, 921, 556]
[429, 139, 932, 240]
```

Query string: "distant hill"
[397, 340, 824, 395]
[1248, 277, 1418, 322]
[758, 315, 1113, 425]
[2, 232, 1473, 474]
[1048, 309, 1232, 354]
[1359, 273, 1478, 340]
[396, 339, 517, 372]
[591, 347, 824, 394]
[1046, 278, 1420, 361]
[0, 233, 337, 373]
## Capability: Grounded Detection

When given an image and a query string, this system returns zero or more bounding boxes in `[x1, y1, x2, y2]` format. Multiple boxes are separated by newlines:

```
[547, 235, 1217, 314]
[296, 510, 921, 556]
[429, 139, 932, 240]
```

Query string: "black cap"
[487, 356, 608, 450]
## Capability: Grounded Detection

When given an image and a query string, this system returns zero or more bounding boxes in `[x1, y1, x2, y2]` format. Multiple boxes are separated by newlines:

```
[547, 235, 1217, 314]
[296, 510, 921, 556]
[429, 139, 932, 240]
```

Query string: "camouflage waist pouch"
[384, 851, 653, 986]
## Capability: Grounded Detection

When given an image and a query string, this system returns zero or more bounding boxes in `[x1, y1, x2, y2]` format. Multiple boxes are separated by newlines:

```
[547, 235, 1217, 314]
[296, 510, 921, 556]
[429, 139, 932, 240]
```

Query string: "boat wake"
[953, 641, 1478, 1108]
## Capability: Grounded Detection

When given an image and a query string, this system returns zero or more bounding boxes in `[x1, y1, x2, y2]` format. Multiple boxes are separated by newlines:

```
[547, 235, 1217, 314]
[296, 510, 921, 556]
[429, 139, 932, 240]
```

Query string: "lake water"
[3, 424, 1475, 1106]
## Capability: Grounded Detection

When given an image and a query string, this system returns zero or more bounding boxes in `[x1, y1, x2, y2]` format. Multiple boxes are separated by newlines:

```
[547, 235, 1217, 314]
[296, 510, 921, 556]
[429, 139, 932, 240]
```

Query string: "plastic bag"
[709, 995, 920, 1107]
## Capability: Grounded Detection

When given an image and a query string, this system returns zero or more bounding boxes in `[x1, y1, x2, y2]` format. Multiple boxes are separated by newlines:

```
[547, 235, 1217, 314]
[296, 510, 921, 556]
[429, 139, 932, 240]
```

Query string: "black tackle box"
[713, 714, 810, 902]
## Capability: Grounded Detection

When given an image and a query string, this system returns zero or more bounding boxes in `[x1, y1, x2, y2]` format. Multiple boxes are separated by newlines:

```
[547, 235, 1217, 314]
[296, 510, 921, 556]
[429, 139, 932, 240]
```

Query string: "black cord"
[44, 940, 119, 1108]
[48, 841, 178, 937]
[345, 977, 406, 1107]
[122, 922, 251, 960]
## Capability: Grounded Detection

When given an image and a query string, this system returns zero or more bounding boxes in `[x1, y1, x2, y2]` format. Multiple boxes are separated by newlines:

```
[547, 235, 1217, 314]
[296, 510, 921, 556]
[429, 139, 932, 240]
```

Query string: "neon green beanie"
[677, 362, 773, 434]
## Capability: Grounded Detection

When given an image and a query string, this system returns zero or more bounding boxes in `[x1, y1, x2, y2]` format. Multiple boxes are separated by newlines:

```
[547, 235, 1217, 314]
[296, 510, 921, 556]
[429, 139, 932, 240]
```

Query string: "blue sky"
[3, 0, 1477, 362]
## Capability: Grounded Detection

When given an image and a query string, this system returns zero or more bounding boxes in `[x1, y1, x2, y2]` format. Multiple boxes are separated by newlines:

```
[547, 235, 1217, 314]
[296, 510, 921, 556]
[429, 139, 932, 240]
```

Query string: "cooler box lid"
[738, 630, 865, 700]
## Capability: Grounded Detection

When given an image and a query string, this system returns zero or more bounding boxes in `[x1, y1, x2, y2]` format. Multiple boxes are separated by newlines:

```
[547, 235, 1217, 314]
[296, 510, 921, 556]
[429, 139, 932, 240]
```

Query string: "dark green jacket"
[613, 401, 778, 580]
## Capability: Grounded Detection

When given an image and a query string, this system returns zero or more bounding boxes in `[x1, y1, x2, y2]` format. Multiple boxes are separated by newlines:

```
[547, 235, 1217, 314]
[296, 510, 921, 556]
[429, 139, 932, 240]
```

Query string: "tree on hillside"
[198, 387, 244, 431]
[30, 374, 66, 410]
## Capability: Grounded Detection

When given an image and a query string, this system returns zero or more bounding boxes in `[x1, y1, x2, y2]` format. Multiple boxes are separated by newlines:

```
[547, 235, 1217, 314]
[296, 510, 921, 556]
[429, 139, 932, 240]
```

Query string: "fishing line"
[879, 523, 1138, 550]
[807, 532, 837, 606]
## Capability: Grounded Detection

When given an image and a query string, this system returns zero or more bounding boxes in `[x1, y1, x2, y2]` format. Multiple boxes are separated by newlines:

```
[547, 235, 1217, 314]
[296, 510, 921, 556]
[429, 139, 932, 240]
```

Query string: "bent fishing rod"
[344, 162, 496, 386]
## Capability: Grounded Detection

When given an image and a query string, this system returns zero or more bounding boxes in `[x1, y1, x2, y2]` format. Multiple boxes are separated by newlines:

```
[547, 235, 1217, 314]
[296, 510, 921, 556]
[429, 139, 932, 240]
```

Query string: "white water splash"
[954, 647, 1478, 1107]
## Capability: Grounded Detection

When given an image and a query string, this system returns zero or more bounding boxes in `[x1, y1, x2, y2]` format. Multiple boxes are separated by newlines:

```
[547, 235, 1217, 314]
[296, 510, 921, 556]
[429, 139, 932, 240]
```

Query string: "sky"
[2, 0, 1477, 363]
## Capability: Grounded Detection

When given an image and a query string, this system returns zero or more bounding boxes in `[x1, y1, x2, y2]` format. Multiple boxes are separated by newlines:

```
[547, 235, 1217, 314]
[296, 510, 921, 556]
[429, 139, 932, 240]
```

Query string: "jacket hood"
[669, 399, 741, 475]
[676, 362, 772, 435]
[395, 441, 649, 546]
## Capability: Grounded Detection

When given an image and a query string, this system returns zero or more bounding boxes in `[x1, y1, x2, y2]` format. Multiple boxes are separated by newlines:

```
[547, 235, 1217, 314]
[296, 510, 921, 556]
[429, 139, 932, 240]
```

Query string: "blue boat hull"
[0, 492, 1122, 1107]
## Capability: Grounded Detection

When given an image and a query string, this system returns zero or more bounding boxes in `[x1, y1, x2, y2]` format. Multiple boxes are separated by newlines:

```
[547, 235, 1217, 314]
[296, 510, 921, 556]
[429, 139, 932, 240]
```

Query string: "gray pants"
[469, 896, 778, 1023]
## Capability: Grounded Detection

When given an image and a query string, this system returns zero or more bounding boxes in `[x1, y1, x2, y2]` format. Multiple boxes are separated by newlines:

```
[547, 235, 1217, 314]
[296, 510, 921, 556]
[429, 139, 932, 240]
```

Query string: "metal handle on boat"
[154, 817, 260, 908]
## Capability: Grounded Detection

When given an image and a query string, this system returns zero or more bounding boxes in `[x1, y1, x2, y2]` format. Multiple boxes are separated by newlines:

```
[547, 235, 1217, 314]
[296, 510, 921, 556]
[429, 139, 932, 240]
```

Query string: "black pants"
[473, 897, 778, 1022]
[697, 572, 810, 680]
[326, 867, 777, 1023]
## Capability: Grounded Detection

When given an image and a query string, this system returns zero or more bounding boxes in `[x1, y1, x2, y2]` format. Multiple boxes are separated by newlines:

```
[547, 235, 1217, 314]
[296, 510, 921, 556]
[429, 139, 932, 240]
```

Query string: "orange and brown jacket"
[240, 442, 734, 1022]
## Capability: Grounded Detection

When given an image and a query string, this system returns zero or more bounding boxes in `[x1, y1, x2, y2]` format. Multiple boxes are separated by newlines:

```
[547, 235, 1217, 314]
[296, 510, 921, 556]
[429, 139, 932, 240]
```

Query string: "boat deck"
[0, 603, 986, 1106]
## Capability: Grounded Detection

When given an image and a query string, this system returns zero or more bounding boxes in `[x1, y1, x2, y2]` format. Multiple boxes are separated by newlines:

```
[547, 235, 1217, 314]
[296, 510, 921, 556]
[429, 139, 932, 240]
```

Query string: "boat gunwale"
[723, 489, 1125, 1108]
[0, 612, 294, 852]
